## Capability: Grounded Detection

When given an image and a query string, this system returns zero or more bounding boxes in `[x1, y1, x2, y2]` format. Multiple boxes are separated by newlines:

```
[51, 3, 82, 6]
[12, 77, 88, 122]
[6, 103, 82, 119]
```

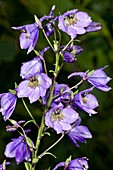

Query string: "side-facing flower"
[67, 116, 92, 147]
[17, 73, 52, 103]
[51, 83, 72, 107]
[45, 103, 79, 134]
[85, 22, 102, 32]
[61, 45, 83, 63]
[4, 136, 32, 164]
[0, 90, 17, 121]
[68, 66, 111, 92]
[12, 23, 39, 54]
[53, 157, 89, 170]
[58, 9, 92, 38]
[20, 57, 43, 79]
[73, 87, 99, 116]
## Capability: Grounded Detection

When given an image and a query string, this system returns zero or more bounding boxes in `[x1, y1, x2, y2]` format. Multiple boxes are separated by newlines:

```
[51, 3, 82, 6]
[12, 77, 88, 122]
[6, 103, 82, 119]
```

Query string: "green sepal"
[26, 136, 35, 149]
[34, 50, 40, 56]
[65, 155, 72, 167]
[24, 162, 32, 170]
[87, 70, 94, 77]
[34, 15, 42, 28]
[9, 119, 17, 125]
[9, 89, 16, 95]
[71, 49, 76, 55]
[73, 90, 79, 95]
[15, 82, 18, 88]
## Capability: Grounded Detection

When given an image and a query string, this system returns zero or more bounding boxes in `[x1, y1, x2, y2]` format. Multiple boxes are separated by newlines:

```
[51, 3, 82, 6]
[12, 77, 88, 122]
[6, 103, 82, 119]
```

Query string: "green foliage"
[0, 0, 113, 170]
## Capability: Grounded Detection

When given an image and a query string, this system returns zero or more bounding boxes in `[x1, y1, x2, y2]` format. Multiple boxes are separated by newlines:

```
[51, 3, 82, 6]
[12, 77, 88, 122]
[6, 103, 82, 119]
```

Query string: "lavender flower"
[61, 45, 83, 63]
[85, 22, 102, 32]
[12, 23, 39, 54]
[0, 90, 17, 121]
[45, 103, 79, 134]
[17, 73, 52, 103]
[51, 83, 72, 107]
[58, 9, 92, 38]
[68, 66, 111, 91]
[4, 136, 32, 164]
[73, 87, 99, 116]
[67, 117, 92, 147]
[53, 157, 89, 170]
[20, 57, 43, 79]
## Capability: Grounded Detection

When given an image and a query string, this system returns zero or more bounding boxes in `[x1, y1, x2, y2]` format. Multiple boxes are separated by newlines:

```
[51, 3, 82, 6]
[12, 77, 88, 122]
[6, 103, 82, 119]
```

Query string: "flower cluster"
[0, 5, 111, 170]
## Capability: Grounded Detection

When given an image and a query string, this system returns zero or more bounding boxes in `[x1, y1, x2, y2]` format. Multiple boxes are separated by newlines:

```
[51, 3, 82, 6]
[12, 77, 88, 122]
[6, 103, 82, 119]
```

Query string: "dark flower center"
[64, 14, 77, 26]
[28, 76, 39, 88]
[22, 29, 30, 38]
[81, 93, 88, 103]
[51, 109, 64, 122]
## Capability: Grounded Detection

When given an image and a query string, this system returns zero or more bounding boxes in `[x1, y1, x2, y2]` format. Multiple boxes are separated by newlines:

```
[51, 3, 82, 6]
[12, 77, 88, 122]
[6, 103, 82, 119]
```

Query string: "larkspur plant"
[0, 5, 111, 170]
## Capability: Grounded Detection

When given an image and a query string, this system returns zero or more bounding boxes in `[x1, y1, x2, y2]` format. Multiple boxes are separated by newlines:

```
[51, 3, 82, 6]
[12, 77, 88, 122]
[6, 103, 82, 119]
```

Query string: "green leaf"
[24, 162, 32, 170]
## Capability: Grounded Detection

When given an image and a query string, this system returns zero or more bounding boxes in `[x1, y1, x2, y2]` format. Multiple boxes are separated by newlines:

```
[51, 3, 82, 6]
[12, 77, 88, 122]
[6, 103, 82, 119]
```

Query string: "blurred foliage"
[0, 0, 113, 170]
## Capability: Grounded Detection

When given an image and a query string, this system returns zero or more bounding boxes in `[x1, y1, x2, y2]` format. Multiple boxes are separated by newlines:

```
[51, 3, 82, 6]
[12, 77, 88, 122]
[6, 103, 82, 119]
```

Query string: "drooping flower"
[85, 22, 102, 32]
[4, 136, 32, 164]
[12, 23, 39, 54]
[58, 9, 92, 38]
[53, 157, 89, 170]
[67, 116, 92, 147]
[45, 103, 79, 134]
[20, 57, 43, 79]
[17, 73, 52, 103]
[0, 90, 17, 121]
[68, 66, 111, 92]
[72, 87, 99, 116]
[51, 83, 72, 107]
[61, 45, 83, 63]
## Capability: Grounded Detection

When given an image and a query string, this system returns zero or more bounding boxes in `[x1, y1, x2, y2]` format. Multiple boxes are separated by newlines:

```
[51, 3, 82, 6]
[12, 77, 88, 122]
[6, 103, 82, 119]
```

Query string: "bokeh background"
[0, 0, 113, 169]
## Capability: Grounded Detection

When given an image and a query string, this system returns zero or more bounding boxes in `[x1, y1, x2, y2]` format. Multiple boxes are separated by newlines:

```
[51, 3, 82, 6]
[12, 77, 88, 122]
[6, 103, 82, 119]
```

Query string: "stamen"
[64, 14, 77, 26]
[28, 76, 39, 88]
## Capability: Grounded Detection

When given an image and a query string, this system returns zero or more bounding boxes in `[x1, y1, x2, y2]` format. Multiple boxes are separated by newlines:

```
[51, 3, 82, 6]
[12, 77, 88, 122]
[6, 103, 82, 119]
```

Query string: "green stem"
[31, 115, 45, 170]
[22, 98, 38, 127]
[42, 29, 54, 51]
[38, 133, 64, 159]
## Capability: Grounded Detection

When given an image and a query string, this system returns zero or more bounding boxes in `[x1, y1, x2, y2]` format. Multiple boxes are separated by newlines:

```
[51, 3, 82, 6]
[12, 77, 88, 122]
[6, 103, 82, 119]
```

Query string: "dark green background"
[0, 0, 113, 169]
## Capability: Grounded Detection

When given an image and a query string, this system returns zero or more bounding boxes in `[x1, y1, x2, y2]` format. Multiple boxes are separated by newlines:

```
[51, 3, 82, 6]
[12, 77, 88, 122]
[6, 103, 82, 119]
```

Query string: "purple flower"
[73, 87, 99, 116]
[61, 45, 83, 63]
[58, 9, 92, 38]
[17, 73, 52, 103]
[0, 90, 17, 121]
[4, 136, 32, 164]
[85, 22, 102, 32]
[68, 66, 111, 92]
[20, 57, 43, 79]
[53, 157, 89, 170]
[12, 23, 39, 54]
[67, 117, 92, 147]
[45, 103, 79, 134]
[51, 83, 72, 107]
